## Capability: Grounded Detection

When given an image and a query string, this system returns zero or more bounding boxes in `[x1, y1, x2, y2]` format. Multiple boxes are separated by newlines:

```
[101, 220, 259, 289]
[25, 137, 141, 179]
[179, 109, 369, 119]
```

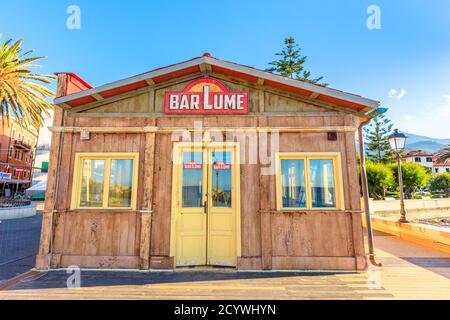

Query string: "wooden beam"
[199, 63, 213, 75]
[310, 92, 320, 99]
[145, 79, 155, 86]
[49, 125, 358, 134]
[92, 93, 104, 101]
[257, 78, 265, 86]
[258, 89, 265, 113]
[148, 89, 155, 113]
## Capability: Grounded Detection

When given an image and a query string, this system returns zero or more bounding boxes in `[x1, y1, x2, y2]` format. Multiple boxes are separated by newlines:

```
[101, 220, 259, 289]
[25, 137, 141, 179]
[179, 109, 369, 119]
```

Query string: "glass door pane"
[211, 151, 232, 208]
[182, 151, 203, 208]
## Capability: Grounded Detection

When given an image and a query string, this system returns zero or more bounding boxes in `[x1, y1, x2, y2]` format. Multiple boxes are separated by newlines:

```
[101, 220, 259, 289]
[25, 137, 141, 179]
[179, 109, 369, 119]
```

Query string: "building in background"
[26, 111, 53, 200]
[403, 149, 450, 174]
[0, 119, 39, 196]
[404, 150, 434, 169]
[433, 156, 450, 174]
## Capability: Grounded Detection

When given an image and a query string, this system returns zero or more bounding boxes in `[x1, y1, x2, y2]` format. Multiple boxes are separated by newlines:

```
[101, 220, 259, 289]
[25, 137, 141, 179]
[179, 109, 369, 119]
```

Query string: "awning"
[25, 180, 47, 196]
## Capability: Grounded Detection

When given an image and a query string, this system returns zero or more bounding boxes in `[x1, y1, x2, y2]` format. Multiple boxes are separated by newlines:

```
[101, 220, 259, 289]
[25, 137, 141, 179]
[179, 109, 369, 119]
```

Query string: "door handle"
[203, 200, 208, 214]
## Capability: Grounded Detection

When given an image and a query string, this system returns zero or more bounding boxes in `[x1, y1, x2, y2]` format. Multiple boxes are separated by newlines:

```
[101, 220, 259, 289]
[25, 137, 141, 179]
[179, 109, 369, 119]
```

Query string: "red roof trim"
[152, 65, 200, 84]
[211, 65, 259, 83]
[99, 80, 148, 98]
[264, 79, 313, 97]
[317, 95, 366, 111]
[67, 95, 97, 107]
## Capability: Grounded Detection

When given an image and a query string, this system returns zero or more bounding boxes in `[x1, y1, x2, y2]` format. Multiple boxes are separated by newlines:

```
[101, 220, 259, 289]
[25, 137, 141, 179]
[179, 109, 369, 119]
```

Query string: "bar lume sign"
[165, 78, 248, 114]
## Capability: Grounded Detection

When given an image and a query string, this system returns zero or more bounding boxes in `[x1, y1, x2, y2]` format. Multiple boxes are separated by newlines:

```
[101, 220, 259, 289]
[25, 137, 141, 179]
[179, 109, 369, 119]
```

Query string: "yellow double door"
[172, 143, 239, 267]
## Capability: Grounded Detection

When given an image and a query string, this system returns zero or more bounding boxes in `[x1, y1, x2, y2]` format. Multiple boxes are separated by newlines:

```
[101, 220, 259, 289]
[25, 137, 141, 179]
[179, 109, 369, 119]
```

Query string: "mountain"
[357, 132, 449, 157]
[404, 133, 450, 153]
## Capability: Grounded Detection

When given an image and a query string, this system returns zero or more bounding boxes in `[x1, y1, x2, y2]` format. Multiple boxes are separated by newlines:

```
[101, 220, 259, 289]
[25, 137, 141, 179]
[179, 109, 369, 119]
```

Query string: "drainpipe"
[358, 117, 382, 267]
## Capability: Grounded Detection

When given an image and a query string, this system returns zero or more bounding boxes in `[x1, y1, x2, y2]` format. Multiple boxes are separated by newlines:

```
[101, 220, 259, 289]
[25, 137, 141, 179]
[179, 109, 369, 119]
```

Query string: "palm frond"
[0, 37, 54, 128]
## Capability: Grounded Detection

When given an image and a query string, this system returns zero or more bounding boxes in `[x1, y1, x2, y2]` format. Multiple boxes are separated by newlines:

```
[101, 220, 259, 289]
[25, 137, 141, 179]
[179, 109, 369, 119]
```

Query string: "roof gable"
[54, 53, 380, 112]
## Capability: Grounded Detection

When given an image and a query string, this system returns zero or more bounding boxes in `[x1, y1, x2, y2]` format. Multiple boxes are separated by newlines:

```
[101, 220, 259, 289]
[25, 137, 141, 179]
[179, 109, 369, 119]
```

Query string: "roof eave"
[54, 56, 380, 110]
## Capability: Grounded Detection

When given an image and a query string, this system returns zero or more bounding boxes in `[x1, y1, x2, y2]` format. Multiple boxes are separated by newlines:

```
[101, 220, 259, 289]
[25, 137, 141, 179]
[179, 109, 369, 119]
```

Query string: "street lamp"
[388, 129, 408, 222]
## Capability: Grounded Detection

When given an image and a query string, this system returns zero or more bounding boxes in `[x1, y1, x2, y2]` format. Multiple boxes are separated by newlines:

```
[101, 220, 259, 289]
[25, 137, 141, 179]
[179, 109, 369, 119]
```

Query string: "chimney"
[54, 72, 93, 98]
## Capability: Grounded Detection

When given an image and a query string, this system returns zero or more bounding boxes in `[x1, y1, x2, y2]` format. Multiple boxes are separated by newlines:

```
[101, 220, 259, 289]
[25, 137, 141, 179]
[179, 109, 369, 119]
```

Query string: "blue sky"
[1, 0, 449, 138]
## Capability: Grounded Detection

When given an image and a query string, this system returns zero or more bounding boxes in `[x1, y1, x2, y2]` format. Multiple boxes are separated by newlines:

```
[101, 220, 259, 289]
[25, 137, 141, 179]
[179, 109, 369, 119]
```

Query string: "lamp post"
[388, 129, 408, 223]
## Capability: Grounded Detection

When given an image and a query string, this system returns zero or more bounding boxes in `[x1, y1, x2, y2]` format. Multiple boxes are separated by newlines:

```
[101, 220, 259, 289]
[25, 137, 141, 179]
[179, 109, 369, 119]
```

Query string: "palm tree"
[436, 144, 450, 163]
[0, 36, 54, 128]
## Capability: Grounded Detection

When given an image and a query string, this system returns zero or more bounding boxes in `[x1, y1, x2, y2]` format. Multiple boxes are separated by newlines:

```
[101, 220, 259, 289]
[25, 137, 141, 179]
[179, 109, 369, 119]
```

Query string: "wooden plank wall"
[47, 117, 152, 269]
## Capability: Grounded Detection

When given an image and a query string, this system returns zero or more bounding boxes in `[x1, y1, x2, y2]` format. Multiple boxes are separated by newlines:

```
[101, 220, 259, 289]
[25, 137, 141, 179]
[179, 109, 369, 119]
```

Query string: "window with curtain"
[277, 153, 341, 210]
[73, 153, 138, 209]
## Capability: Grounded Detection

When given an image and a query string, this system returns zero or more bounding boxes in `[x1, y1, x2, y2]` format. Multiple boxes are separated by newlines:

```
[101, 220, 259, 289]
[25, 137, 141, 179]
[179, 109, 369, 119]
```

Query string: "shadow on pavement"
[8, 270, 351, 291]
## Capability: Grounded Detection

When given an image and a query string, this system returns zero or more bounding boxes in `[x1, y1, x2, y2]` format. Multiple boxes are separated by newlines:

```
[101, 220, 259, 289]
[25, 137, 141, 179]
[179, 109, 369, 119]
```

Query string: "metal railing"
[0, 199, 32, 208]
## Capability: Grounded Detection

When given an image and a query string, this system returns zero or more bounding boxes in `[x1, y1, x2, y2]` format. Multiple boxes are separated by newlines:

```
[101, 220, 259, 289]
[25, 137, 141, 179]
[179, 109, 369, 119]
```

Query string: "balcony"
[13, 140, 32, 150]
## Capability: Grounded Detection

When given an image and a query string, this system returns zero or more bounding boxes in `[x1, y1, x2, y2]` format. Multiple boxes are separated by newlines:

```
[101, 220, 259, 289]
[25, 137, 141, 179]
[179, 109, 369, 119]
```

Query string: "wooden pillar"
[139, 131, 155, 269]
[35, 108, 64, 270]
[260, 209, 273, 270]
[259, 133, 273, 270]
[344, 127, 367, 271]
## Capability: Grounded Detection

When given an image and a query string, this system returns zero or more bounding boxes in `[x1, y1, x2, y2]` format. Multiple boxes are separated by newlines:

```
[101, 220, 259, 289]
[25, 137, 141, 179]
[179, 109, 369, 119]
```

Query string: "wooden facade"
[36, 55, 378, 271]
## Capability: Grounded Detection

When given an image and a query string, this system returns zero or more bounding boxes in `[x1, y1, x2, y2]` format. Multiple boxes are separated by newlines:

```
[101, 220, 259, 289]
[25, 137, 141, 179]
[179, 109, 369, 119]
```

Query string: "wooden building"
[36, 54, 380, 271]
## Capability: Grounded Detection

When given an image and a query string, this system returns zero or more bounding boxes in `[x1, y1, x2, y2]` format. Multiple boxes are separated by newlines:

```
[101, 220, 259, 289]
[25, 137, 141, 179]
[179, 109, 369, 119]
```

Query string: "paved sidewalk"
[0, 214, 42, 284]
[1, 229, 450, 299]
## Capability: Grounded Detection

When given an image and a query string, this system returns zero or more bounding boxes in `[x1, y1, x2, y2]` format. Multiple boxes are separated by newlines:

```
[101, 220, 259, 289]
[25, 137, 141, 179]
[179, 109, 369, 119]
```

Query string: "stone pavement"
[0, 214, 42, 284]
[1, 229, 450, 299]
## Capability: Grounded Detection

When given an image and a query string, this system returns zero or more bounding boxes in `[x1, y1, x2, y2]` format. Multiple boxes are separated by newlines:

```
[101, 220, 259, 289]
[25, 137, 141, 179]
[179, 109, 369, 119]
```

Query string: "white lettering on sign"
[165, 78, 248, 114]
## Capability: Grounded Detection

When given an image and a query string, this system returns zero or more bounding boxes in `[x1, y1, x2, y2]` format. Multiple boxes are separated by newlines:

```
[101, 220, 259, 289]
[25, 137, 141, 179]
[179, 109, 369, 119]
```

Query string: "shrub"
[366, 160, 394, 200]
[429, 173, 450, 197]
[388, 162, 430, 199]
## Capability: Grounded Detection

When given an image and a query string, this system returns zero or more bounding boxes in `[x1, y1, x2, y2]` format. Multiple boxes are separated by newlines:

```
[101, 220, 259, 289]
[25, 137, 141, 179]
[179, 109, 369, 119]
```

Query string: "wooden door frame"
[169, 141, 241, 268]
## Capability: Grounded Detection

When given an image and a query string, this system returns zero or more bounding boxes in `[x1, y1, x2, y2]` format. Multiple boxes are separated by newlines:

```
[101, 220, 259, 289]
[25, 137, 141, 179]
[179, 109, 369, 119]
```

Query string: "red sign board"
[213, 162, 231, 171]
[15, 168, 24, 173]
[183, 161, 202, 170]
[165, 78, 248, 115]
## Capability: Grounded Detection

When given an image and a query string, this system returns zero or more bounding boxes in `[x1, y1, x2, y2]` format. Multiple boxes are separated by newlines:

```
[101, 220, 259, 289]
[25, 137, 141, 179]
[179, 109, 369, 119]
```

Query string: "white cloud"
[388, 89, 397, 98]
[397, 89, 406, 99]
[388, 88, 407, 100]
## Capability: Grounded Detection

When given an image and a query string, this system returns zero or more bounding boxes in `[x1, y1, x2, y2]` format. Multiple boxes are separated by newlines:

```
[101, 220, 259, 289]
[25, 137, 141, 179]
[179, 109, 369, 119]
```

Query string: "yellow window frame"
[70, 152, 139, 210]
[275, 152, 345, 211]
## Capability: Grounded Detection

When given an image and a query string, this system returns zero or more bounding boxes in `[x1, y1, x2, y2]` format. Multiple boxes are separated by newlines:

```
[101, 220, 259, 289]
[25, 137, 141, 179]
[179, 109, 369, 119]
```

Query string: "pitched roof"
[54, 53, 380, 111]
[404, 150, 434, 157]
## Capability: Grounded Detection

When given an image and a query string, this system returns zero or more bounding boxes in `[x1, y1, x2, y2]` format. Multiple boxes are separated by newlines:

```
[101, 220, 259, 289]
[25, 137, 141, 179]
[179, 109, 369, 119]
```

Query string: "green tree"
[267, 37, 327, 85]
[365, 160, 394, 199]
[389, 162, 430, 199]
[0, 36, 54, 128]
[364, 114, 394, 163]
[429, 172, 450, 198]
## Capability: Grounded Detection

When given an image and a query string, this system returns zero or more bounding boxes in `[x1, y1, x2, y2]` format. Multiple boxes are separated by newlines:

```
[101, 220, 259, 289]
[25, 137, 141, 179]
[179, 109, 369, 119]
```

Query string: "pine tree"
[364, 114, 394, 163]
[267, 37, 327, 86]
